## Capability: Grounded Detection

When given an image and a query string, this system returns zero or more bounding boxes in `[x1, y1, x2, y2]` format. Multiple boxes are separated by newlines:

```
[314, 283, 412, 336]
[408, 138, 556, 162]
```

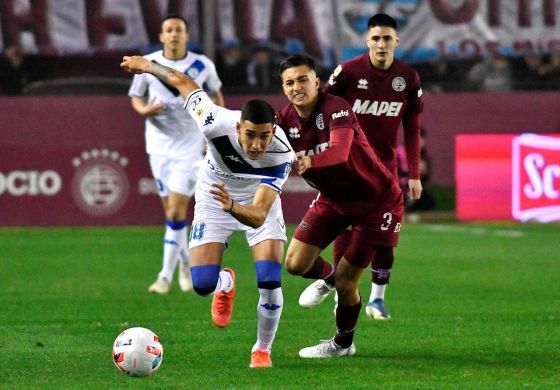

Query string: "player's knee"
[334, 278, 358, 301]
[284, 254, 305, 275]
[166, 209, 186, 223]
[255, 260, 282, 289]
[190, 264, 220, 296]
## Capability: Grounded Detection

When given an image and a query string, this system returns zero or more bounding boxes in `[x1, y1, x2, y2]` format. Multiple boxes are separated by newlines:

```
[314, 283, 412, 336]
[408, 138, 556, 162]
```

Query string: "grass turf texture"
[1, 223, 559, 389]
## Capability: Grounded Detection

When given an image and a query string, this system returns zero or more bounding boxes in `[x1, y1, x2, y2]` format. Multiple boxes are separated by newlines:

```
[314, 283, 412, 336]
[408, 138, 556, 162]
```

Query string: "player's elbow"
[247, 209, 268, 229]
[247, 215, 266, 229]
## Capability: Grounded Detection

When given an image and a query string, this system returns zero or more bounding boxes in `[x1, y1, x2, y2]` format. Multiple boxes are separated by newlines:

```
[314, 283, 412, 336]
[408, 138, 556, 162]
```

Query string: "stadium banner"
[455, 133, 560, 222]
[0, 145, 316, 226]
[0, 95, 316, 226]
[0, 0, 558, 65]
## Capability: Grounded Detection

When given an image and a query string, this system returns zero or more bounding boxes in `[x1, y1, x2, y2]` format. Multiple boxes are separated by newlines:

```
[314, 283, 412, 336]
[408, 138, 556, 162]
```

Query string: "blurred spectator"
[418, 59, 458, 93]
[397, 127, 435, 212]
[0, 45, 41, 95]
[247, 45, 279, 91]
[513, 53, 547, 90]
[215, 43, 248, 88]
[467, 53, 512, 92]
[538, 52, 560, 89]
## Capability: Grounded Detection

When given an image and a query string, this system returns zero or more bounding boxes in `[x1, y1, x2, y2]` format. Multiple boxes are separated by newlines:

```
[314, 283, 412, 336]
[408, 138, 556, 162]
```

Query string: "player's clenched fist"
[294, 152, 312, 175]
[120, 55, 150, 74]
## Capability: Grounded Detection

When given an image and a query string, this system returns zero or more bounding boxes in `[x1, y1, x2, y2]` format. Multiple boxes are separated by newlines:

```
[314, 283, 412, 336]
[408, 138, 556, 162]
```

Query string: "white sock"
[214, 269, 234, 293]
[252, 287, 283, 353]
[158, 225, 187, 282]
[370, 282, 387, 302]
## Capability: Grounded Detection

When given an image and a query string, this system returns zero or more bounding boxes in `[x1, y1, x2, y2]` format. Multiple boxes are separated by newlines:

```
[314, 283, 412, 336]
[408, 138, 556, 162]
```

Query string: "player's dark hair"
[367, 13, 397, 30]
[240, 99, 276, 125]
[278, 54, 316, 76]
[162, 14, 189, 32]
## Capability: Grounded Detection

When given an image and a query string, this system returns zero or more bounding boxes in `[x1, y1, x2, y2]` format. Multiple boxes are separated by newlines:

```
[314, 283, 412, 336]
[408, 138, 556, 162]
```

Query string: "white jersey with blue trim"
[184, 89, 295, 203]
[128, 50, 222, 158]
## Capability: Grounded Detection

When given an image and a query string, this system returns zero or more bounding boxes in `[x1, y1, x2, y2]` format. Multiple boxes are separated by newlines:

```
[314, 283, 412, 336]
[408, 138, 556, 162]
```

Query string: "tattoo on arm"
[149, 62, 177, 83]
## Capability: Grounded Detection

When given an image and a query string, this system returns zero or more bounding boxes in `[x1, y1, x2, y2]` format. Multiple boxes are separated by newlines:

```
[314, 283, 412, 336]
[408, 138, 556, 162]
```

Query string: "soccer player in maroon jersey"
[276, 54, 404, 358]
[298, 13, 424, 320]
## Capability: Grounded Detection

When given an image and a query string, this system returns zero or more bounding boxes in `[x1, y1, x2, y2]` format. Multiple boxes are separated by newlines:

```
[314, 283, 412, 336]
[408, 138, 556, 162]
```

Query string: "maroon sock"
[371, 246, 394, 284]
[301, 256, 335, 285]
[333, 299, 362, 348]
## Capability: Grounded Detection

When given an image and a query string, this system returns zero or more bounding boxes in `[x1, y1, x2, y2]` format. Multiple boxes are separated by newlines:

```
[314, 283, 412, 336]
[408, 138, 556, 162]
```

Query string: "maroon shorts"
[293, 194, 403, 267]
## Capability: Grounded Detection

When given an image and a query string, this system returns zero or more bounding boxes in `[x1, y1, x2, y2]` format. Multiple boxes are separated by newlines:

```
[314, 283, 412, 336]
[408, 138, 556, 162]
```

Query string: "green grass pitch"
[1, 223, 559, 389]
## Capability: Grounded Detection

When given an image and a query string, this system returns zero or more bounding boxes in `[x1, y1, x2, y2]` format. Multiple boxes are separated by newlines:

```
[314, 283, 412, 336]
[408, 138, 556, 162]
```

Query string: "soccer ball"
[112, 327, 163, 377]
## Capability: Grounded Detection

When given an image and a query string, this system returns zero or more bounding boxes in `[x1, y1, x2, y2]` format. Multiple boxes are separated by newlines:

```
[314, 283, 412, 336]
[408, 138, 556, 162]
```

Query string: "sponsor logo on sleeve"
[203, 113, 215, 126]
[331, 109, 349, 120]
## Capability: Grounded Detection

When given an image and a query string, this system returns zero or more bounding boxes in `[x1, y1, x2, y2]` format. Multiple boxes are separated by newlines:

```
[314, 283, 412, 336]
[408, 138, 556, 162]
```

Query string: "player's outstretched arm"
[121, 55, 199, 99]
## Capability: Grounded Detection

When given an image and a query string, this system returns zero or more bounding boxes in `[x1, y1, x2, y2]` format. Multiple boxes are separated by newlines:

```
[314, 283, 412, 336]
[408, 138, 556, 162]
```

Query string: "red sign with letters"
[456, 134, 560, 222]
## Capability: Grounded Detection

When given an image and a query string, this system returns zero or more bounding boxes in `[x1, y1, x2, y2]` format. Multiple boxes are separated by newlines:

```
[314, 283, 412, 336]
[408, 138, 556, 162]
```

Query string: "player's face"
[236, 120, 275, 160]
[281, 65, 320, 109]
[160, 18, 188, 53]
[366, 26, 399, 69]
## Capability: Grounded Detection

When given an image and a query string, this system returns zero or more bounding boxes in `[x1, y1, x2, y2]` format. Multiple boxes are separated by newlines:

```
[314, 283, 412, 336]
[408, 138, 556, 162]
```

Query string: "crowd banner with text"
[0, 0, 558, 65]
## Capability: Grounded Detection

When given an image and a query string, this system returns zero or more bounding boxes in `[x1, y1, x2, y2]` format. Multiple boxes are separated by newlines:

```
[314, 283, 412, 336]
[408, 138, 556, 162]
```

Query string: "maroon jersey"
[324, 54, 423, 178]
[276, 92, 401, 204]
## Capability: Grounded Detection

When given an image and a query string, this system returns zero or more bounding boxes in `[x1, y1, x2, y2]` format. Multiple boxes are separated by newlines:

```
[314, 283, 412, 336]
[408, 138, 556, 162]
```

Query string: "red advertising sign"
[512, 134, 560, 222]
[456, 134, 560, 222]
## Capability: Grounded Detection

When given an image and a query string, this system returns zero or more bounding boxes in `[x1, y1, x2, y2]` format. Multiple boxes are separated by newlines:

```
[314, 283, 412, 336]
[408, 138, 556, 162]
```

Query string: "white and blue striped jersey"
[184, 89, 295, 203]
[128, 50, 222, 158]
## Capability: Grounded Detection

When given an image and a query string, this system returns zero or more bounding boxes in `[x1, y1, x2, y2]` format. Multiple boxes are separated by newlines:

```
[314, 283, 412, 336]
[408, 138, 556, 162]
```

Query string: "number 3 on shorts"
[380, 212, 393, 231]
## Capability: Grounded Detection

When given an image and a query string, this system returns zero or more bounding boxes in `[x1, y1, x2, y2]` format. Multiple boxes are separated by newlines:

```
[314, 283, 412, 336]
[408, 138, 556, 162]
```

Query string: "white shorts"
[149, 154, 202, 197]
[189, 196, 287, 249]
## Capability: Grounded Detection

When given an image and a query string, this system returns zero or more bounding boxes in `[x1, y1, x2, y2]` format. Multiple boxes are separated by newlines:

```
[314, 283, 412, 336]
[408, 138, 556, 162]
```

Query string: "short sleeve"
[128, 73, 148, 98]
[184, 89, 235, 138]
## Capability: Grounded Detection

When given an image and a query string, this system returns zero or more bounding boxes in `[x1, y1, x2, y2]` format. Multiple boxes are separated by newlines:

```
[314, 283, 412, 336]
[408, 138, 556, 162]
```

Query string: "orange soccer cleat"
[249, 350, 272, 368]
[211, 268, 236, 328]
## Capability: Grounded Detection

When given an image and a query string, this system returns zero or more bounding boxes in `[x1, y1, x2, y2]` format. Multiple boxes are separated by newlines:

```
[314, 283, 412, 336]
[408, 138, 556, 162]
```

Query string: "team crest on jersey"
[316, 114, 325, 130]
[357, 79, 368, 89]
[288, 127, 300, 139]
[187, 67, 200, 79]
[392, 77, 406, 92]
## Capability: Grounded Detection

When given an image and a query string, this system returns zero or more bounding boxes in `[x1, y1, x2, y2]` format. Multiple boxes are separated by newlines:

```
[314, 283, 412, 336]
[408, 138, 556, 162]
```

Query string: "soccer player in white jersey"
[121, 54, 295, 369]
[128, 14, 225, 294]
